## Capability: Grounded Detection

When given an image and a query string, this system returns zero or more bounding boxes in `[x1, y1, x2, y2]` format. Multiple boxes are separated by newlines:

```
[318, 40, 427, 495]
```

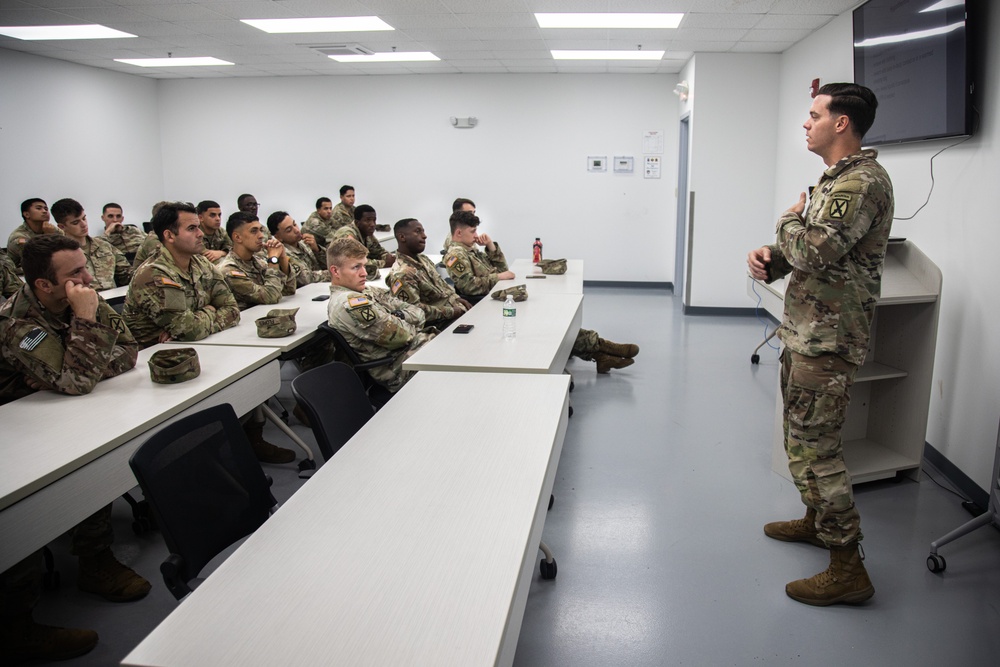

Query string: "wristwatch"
[267, 256, 279, 265]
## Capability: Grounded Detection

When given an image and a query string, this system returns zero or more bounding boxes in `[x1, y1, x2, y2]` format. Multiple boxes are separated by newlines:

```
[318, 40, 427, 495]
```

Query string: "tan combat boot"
[0, 613, 98, 664]
[598, 338, 640, 358]
[763, 508, 825, 548]
[595, 353, 634, 374]
[244, 421, 296, 464]
[785, 543, 875, 606]
[77, 549, 151, 602]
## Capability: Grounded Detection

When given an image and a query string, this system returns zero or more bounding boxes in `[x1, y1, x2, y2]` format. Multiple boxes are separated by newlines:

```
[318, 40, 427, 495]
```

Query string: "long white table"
[122, 371, 570, 667]
[402, 292, 583, 374]
[0, 344, 281, 572]
[502, 259, 584, 294]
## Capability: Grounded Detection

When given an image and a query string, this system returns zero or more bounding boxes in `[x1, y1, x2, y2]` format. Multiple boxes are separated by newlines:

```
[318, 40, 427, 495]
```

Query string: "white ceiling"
[0, 0, 862, 78]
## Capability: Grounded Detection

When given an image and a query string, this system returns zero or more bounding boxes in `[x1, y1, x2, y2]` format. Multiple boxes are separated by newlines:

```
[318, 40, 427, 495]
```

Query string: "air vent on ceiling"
[306, 44, 374, 57]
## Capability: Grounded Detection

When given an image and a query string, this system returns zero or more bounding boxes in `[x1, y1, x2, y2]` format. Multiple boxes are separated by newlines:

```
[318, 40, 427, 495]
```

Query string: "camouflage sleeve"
[281, 265, 297, 296]
[331, 293, 416, 351]
[205, 265, 240, 334]
[288, 252, 328, 286]
[1, 256, 21, 298]
[366, 237, 387, 264]
[112, 245, 133, 287]
[0, 310, 134, 396]
[445, 248, 498, 296]
[764, 244, 792, 282]
[387, 271, 456, 322]
[6, 236, 26, 270]
[222, 265, 286, 306]
[132, 234, 161, 270]
[370, 288, 426, 328]
[486, 242, 509, 272]
[331, 208, 353, 230]
[776, 179, 882, 273]
[95, 301, 139, 376]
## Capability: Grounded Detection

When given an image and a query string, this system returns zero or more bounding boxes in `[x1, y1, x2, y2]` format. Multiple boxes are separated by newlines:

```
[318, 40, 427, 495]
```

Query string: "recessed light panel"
[0, 25, 136, 40]
[551, 50, 665, 61]
[330, 52, 439, 63]
[536, 13, 683, 29]
[241, 17, 394, 33]
[114, 57, 234, 67]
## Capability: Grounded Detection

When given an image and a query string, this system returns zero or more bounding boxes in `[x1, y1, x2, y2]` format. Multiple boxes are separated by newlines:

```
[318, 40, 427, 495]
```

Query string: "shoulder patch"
[158, 277, 183, 289]
[827, 193, 854, 220]
[19, 327, 47, 351]
[16, 238, 26, 244]
[390, 279, 402, 295]
[445, 255, 458, 268]
[348, 295, 370, 308]
[228, 270, 247, 277]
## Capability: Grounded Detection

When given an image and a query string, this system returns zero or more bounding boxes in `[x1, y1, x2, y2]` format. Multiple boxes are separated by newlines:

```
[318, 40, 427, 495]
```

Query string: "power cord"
[750, 278, 781, 353]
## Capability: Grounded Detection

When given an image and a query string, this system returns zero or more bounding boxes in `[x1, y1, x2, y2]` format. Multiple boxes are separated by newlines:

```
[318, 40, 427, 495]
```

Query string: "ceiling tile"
[681, 12, 761, 30]
[755, 13, 833, 30]
[455, 12, 537, 28]
[380, 13, 465, 29]
[769, 0, 857, 15]
[741, 27, 811, 42]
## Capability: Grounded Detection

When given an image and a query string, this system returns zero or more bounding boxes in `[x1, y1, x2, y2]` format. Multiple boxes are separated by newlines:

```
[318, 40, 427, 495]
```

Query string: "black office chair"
[316, 321, 396, 408]
[128, 404, 277, 600]
[291, 362, 375, 463]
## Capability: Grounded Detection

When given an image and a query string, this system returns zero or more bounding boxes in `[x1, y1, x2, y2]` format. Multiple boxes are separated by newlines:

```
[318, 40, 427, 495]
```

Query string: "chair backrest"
[128, 404, 277, 600]
[291, 361, 375, 462]
[317, 321, 365, 366]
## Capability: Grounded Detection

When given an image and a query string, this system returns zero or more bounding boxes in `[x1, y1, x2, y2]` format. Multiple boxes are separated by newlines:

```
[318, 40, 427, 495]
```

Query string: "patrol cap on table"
[255, 307, 299, 338]
[148, 348, 201, 384]
[536, 258, 567, 275]
[490, 284, 528, 302]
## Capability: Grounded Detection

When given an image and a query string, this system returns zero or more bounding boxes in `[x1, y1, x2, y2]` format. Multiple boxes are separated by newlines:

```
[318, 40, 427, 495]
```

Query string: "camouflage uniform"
[7, 224, 60, 272]
[81, 236, 132, 291]
[443, 241, 509, 297]
[385, 252, 467, 325]
[333, 223, 389, 280]
[131, 231, 162, 270]
[216, 250, 297, 310]
[201, 227, 233, 255]
[123, 249, 240, 348]
[1, 253, 20, 299]
[301, 212, 338, 244]
[284, 240, 330, 285]
[102, 224, 146, 256]
[331, 202, 354, 230]
[327, 284, 434, 392]
[764, 149, 894, 547]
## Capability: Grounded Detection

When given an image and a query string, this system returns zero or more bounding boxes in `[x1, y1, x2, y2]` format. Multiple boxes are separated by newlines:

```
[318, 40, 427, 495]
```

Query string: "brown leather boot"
[244, 421, 296, 464]
[595, 353, 635, 374]
[598, 338, 640, 358]
[0, 613, 98, 664]
[785, 543, 875, 606]
[763, 508, 825, 548]
[77, 549, 151, 602]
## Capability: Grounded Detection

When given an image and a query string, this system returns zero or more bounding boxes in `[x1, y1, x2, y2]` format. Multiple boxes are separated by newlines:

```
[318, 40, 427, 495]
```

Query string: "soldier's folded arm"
[777, 187, 877, 273]
[763, 244, 792, 282]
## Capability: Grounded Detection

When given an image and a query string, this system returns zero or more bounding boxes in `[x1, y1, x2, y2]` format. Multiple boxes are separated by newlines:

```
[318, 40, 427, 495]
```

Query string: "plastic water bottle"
[503, 294, 516, 340]
[532, 237, 543, 264]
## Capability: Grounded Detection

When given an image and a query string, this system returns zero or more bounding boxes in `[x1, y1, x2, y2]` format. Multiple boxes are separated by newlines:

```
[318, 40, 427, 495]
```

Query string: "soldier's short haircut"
[339, 185, 354, 197]
[51, 198, 84, 225]
[102, 202, 122, 214]
[197, 200, 220, 214]
[226, 210, 258, 237]
[449, 210, 480, 234]
[237, 193, 256, 208]
[326, 237, 368, 268]
[354, 204, 375, 221]
[151, 201, 170, 218]
[451, 198, 475, 212]
[20, 198, 47, 217]
[393, 218, 418, 235]
[22, 234, 81, 287]
[817, 83, 879, 140]
[266, 210, 290, 235]
[316, 197, 331, 209]
[152, 202, 198, 242]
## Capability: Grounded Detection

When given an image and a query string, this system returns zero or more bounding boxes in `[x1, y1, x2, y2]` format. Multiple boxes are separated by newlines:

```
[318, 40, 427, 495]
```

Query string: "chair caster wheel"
[540, 558, 557, 580]
[298, 459, 316, 473]
[927, 554, 946, 573]
[751, 354, 760, 364]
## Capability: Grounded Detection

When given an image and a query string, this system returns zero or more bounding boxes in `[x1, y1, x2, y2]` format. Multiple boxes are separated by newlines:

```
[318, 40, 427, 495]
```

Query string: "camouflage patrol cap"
[148, 348, 201, 384]
[491, 284, 528, 302]
[255, 307, 299, 338]
[536, 258, 567, 275]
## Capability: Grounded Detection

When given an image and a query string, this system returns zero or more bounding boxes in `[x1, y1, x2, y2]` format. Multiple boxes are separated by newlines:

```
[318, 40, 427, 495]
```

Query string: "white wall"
[773, 8, 1000, 491]
[682, 52, 781, 308]
[0, 48, 163, 237]
[157, 74, 678, 282]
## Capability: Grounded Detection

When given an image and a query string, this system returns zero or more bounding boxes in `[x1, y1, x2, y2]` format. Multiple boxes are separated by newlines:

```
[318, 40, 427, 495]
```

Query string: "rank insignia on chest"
[19, 327, 47, 351]
[348, 295, 370, 308]
[158, 277, 183, 289]
[391, 279, 402, 295]
[445, 255, 458, 268]
[828, 194, 852, 220]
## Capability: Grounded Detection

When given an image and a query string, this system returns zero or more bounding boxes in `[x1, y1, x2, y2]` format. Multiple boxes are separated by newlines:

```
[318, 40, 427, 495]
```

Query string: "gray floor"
[28, 287, 1000, 666]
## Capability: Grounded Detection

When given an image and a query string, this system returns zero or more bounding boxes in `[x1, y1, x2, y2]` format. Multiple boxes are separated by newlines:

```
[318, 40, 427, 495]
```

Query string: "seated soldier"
[327, 237, 435, 393]
[130, 200, 171, 270]
[52, 198, 132, 291]
[237, 193, 269, 240]
[300, 196, 335, 245]
[7, 198, 60, 272]
[0, 235, 150, 663]
[386, 217, 471, 327]
[332, 204, 395, 280]
[100, 202, 146, 257]
[444, 210, 639, 374]
[217, 211, 296, 310]
[442, 197, 476, 254]
[331, 185, 356, 230]
[268, 211, 330, 285]
[197, 200, 231, 263]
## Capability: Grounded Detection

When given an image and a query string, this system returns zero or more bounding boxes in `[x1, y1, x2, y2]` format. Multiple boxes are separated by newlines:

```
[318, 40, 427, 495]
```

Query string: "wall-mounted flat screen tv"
[853, 0, 972, 146]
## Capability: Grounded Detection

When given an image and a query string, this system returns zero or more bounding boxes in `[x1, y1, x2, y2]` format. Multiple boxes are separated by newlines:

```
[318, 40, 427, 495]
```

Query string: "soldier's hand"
[747, 247, 771, 281]
[458, 298, 473, 311]
[42, 222, 60, 235]
[65, 280, 99, 322]
[498, 270, 515, 280]
[109, 223, 123, 233]
[475, 233, 496, 252]
[158, 330, 173, 344]
[265, 238, 285, 258]
[203, 249, 226, 262]
[302, 233, 319, 252]
[25, 376, 52, 391]
[787, 192, 807, 217]
[383, 253, 395, 268]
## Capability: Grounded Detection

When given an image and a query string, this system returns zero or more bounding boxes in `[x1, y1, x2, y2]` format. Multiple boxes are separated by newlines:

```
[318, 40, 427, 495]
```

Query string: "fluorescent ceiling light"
[115, 57, 234, 67]
[854, 21, 963, 47]
[920, 0, 964, 12]
[330, 52, 439, 63]
[536, 13, 683, 29]
[241, 17, 393, 33]
[552, 50, 665, 61]
[0, 24, 136, 40]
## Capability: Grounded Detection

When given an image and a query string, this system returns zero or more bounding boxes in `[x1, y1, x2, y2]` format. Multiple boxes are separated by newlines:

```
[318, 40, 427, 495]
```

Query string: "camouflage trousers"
[371, 332, 436, 393]
[571, 328, 600, 361]
[780, 349, 862, 547]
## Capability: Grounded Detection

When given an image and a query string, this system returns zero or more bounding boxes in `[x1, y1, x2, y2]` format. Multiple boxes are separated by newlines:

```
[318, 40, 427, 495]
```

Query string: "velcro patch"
[17, 238, 26, 244]
[158, 277, 183, 289]
[348, 295, 370, 308]
[19, 327, 47, 351]
[228, 270, 247, 277]
[445, 255, 458, 268]
[391, 279, 402, 295]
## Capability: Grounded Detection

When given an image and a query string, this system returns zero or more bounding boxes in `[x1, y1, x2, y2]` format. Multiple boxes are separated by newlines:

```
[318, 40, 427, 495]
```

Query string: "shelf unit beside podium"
[768, 241, 942, 484]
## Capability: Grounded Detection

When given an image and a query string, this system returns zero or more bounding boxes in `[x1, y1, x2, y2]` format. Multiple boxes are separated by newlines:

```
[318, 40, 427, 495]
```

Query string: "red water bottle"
[532, 237, 542, 264]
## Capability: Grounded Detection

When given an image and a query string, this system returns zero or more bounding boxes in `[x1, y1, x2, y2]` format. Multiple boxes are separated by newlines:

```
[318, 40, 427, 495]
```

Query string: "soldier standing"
[747, 83, 893, 606]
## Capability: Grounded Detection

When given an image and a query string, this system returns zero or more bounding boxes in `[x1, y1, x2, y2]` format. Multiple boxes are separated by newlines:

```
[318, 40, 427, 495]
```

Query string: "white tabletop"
[403, 292, 583, 374]
[503, 259, 584, 294]
[123, 371, 570, 667]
